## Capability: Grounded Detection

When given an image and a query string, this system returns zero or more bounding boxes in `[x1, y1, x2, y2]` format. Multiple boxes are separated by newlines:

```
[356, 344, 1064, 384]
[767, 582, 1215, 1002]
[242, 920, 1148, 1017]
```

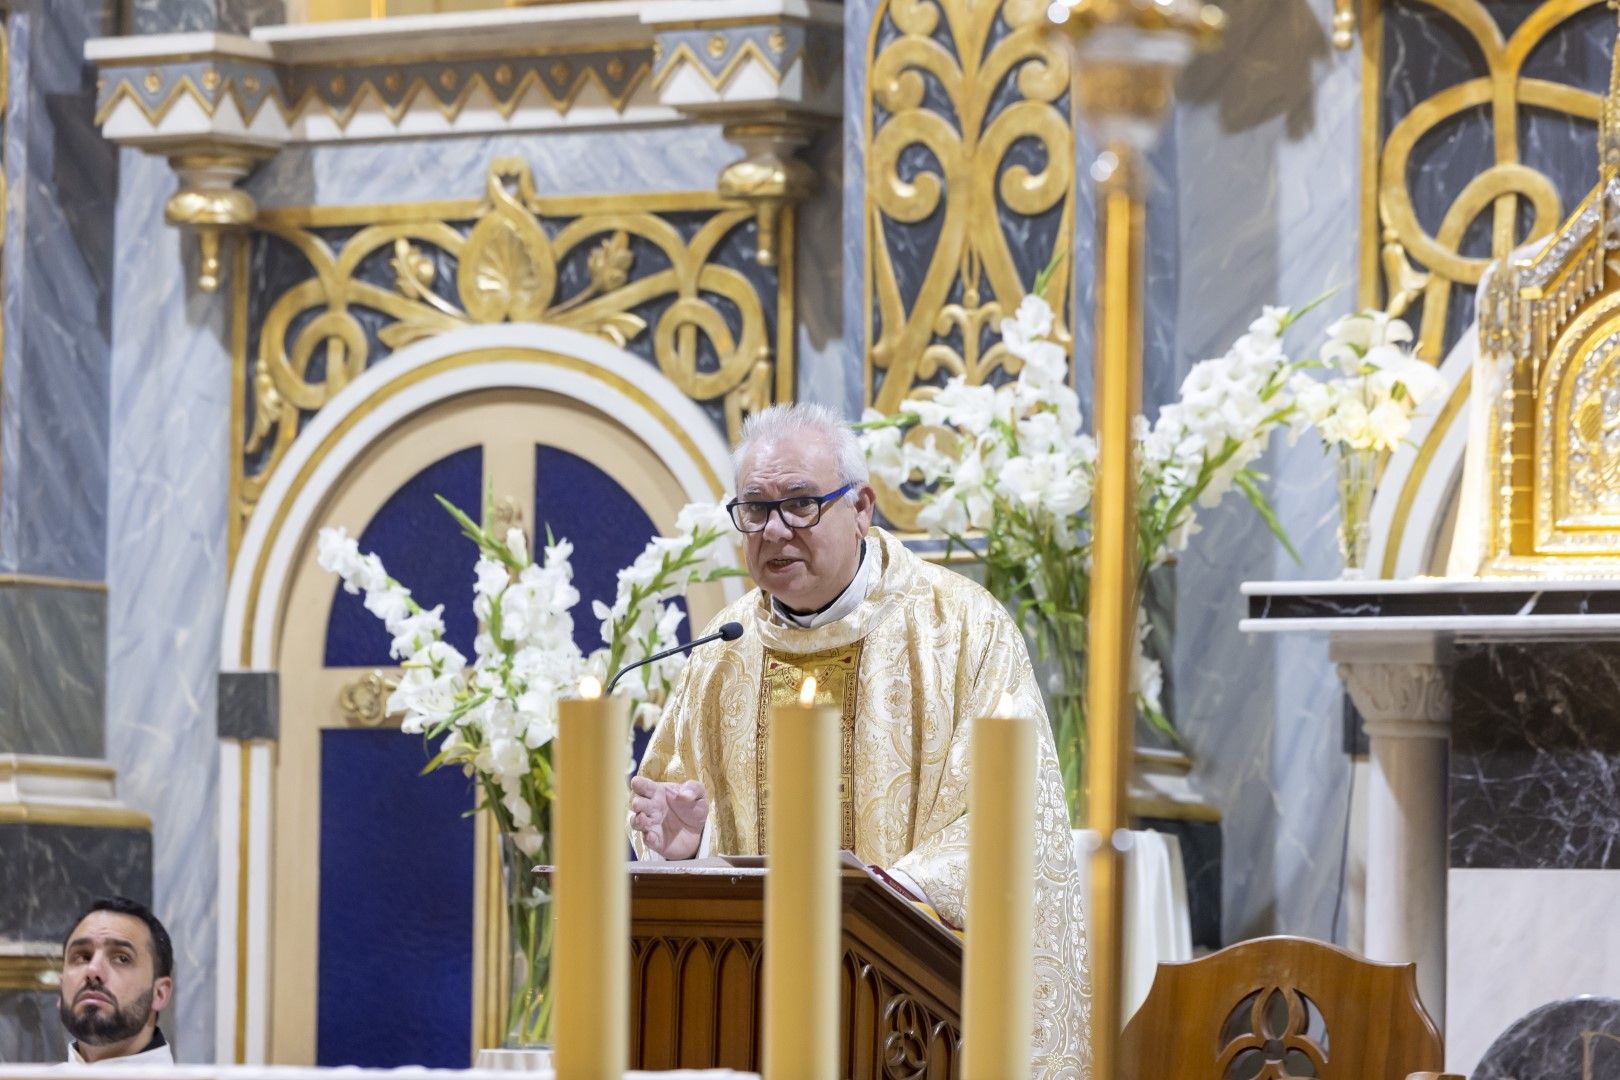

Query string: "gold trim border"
[234, 741, 251, 1064]
[0, 758, 115, 782]
[0, 954, 59, 992]
[0, 803, 151, 830]
[0, 573, 108, 593]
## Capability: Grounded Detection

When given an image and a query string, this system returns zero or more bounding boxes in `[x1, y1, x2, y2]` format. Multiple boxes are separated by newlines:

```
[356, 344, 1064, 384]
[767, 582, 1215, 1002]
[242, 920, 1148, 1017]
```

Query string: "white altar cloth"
[1073, 827, 1194, 1021]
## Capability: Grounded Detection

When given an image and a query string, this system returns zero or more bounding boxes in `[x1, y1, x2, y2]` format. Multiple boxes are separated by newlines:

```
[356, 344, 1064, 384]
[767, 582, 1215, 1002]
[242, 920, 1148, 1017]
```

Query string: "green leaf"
[1277, 287, 1338, 332]
[1033, 247, 1067, 302]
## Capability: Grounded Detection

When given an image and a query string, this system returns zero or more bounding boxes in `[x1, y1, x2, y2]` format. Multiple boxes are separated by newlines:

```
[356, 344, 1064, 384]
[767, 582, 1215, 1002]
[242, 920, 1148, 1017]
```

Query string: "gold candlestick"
[764, 676, 840, 1080]
[553, 676, 631, 1080]
[1048, 2, 1224, 1076]
[962, 693, 1036, 1080]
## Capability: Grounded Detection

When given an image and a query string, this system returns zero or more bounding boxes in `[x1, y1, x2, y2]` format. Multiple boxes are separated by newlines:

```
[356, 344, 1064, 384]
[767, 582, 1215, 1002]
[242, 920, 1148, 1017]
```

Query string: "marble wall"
[1445, 642, 1620, 1067]
[0, 992, 65, 1064]
[124, 0, 286, 36]
[1170, 0, 1359, 944]
[0, 0, 116, 582]
[0, 584, 105, 759]
[104, 146, 232, 1065]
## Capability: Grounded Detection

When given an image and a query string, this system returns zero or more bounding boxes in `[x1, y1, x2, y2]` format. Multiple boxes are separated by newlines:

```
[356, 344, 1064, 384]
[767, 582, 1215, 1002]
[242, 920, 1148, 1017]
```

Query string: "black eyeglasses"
[727, 484, 853, 533]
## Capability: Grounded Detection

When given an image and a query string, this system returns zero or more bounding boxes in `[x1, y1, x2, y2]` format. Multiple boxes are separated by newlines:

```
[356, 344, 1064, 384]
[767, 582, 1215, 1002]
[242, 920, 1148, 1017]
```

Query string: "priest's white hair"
[733, 402, 868, 497]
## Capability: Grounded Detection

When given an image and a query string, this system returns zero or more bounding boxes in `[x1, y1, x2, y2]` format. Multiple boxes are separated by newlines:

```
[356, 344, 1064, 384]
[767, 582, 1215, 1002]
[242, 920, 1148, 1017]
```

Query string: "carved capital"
[164, 149, 267, 292]
[717, 115, 823, 267]
[1335, 660, 1451, 738]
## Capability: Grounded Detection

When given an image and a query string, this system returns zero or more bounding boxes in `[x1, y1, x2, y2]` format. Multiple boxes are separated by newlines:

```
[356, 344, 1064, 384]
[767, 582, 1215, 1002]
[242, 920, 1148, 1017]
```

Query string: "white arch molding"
[214, 323, 741, 1063]
[1365, 326, 1477, 578]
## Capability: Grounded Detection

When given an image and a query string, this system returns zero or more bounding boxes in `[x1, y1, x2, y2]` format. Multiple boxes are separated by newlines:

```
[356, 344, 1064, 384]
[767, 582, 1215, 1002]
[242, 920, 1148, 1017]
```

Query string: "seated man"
[59, 897, 175, 1064]
[629, 402, 1090, 1075]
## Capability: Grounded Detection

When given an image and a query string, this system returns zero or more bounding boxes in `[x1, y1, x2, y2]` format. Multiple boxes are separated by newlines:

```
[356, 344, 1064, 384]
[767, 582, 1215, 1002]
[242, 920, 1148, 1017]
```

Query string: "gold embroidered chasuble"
[632, 528, 1093, 1076]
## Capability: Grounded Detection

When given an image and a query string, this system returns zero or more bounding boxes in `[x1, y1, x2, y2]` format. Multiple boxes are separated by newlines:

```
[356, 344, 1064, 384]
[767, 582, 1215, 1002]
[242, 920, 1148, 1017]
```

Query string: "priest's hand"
[628, 776, 708, 859]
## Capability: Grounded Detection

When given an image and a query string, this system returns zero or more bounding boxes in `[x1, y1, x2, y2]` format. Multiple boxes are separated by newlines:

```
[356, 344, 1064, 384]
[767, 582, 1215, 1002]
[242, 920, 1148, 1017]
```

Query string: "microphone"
[605, 621, 744, 695]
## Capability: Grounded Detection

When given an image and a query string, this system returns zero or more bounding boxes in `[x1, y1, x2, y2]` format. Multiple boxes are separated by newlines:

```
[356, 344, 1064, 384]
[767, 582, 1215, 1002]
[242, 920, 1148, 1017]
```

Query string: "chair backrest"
[1119, 935, 1444, 1079]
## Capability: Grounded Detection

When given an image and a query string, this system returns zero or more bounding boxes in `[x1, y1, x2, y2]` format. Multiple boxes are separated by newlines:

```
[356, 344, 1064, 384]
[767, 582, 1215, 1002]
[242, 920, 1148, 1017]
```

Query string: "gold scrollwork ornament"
[237, 158, 784, 546]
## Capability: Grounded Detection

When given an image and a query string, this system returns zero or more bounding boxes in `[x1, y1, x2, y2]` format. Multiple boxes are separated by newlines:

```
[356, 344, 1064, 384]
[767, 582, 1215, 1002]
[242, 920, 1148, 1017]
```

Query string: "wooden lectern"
[626, 855, 962, 1077]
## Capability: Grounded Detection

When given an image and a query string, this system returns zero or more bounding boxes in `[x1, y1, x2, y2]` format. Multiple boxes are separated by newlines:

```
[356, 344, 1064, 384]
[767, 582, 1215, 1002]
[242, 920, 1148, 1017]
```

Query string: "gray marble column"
[0, 1, 152, 1063]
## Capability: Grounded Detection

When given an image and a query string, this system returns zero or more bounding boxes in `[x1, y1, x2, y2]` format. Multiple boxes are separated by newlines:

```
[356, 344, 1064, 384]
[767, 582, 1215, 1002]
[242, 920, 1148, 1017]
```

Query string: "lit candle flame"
[579, 675, 603, 700]
[798, 676, 818, 707]
[994, 691, 1018, 718]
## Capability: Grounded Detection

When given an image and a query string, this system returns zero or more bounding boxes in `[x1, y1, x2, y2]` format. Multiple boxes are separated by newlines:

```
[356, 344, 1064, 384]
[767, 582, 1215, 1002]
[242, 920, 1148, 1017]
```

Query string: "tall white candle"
[963, 692, 1036, 1079]
[764, 676, 840, 1080]
[553, 675, 630, 1080]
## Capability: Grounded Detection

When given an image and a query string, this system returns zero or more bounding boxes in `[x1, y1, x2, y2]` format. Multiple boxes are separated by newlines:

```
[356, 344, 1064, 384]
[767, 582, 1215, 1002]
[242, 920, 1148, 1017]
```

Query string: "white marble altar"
[1244, 576, 1620, 1073]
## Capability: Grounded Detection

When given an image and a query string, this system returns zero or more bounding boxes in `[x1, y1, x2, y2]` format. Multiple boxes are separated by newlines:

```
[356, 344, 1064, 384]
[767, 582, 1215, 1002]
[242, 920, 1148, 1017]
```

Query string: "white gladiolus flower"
[363, 585, 413, 634]
[1001, 294, 1056, 357]
[474, 557, 509, 600]
[1366, 398, 1411, 451]
[674, 500, 732, 538]
[389, 606, 445, 661]
[505, 528, 529, 561]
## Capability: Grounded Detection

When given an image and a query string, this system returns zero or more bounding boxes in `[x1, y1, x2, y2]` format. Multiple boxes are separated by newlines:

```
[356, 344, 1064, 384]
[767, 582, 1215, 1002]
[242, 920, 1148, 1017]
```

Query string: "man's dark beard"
[58, 986, 154, 1047]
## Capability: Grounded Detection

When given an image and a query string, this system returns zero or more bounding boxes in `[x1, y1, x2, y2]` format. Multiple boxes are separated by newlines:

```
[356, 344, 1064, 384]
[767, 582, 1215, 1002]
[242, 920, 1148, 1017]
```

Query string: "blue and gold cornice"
[85, 5, 842, 291]
[95, 49, 655, 134]
[652, 21, 840, 98]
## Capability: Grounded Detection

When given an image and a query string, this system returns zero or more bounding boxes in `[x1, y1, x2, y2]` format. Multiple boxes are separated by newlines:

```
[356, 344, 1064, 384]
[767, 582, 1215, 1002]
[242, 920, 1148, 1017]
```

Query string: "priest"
[629, 402, 1091, 1075]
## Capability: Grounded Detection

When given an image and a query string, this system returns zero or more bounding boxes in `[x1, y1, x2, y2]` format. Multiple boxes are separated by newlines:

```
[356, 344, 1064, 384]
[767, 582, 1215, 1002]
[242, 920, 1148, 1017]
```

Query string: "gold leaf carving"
[231, 159, 791, 557]
[863, 0, 1075, 528]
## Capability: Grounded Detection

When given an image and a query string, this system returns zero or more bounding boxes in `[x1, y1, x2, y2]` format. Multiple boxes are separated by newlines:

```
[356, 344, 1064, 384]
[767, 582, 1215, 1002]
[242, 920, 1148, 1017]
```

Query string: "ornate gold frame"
[230, 158, 794, 564]
[1358, 0, 1612, 574]
[862, 0, 1077, 532]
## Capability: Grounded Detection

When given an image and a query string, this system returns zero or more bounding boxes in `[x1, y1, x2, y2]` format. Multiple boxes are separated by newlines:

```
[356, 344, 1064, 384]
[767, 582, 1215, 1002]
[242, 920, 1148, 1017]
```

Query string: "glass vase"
[1030, 615, 1088, 826]
[1335, 445, 1378, 578]
[500, 831, 554, 1049]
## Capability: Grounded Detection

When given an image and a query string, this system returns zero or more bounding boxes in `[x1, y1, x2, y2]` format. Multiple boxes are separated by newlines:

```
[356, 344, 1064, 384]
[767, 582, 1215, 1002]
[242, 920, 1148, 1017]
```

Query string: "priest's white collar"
[769, 535, 877, 629]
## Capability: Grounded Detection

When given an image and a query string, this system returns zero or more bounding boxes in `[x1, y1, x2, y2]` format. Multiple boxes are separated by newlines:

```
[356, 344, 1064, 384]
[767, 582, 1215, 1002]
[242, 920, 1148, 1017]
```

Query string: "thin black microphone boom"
[605, 621, 744, 695]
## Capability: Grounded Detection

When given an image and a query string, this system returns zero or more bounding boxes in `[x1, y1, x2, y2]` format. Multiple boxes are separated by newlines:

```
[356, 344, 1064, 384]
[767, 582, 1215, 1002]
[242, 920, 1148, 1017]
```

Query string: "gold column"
[1049, 2, 1223, 1076]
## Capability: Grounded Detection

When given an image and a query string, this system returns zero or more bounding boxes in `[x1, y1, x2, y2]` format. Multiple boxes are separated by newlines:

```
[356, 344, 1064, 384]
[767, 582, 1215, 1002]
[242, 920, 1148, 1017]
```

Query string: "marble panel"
[1171, 0, 1357, 945]
[0, 11, 18, 576]
[0, 990, 66, 1064]
[105, 148, 231, 1065]
[2, 0, 117, 581]
[1450, 641, 1620, 870]
[1252, 587, 1620, 620]
[1137, 816, 1222, 951]
[0, 584, 105, 759]
[1447, 868, 1620, 1074]
[217, 672, 278, 742]
[1473, 997, 1620, 1080]
[793, 126, 847, 412]
[839, 0, 872, 421]
[0, 824, 152, 941]
[126, 0, 286, 35]
[247, 126, 737, 212]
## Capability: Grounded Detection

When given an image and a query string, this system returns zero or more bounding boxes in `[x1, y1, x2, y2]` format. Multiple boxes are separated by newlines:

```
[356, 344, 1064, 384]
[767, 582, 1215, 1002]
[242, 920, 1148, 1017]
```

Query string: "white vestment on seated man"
[632, 526, 1092, 1076]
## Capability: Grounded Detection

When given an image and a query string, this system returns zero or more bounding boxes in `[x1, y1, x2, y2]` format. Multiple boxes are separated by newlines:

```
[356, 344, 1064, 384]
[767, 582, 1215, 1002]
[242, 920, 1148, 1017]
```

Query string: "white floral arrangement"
[318, 492, 738, 1046]
[1290, 310, 1445, 452]
[587, 501, 745, 732]
[859, 273, 1308, 816]
[317, 494, 741, 856]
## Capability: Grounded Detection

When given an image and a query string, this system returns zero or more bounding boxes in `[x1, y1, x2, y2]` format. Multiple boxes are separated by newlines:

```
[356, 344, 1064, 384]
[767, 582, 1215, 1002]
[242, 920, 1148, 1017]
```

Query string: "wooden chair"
[1119, 935, 1445, 1079]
